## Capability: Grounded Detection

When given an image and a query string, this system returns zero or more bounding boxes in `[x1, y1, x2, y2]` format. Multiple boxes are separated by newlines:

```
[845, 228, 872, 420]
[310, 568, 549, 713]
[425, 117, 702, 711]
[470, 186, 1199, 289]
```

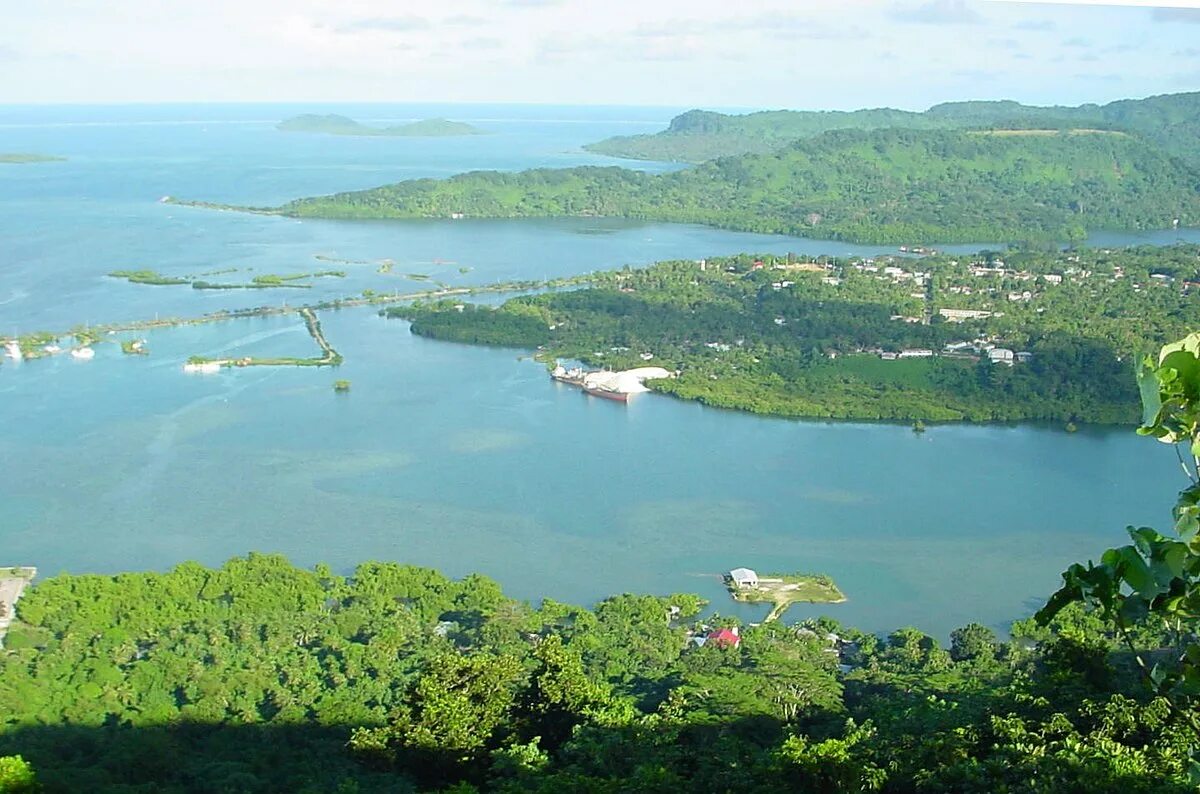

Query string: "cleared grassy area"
[728, 573, 846, 622]
[970, 129, 1126, 137]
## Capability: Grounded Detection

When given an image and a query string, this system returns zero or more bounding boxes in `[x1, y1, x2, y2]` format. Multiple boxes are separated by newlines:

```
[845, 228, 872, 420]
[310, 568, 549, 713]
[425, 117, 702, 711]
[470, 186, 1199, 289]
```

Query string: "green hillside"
[586, 91, 1200, 164]
[280, 127, 1200, 244]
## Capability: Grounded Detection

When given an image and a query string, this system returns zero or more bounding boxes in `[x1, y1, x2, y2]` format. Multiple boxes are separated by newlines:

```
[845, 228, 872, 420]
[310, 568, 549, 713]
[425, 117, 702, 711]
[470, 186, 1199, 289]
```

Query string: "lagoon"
[0, 103, 1193, 638]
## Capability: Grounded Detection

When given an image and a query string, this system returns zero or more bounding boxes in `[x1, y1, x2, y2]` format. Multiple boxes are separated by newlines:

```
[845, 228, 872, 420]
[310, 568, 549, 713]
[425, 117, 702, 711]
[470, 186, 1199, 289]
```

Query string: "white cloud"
[334, 16, 432, 34]
[891, 0, 984, 24]
[0, 0, 1192, 109]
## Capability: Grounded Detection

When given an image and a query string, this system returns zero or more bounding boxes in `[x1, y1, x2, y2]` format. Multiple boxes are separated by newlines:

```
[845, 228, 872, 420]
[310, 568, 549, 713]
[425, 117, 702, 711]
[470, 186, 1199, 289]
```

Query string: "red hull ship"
[582, 386, 629, 403]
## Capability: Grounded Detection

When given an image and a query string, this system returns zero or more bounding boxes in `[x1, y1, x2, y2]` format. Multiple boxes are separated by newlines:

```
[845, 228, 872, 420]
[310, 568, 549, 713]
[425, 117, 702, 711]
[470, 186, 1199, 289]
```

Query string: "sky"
[0, 0, 1198, 109]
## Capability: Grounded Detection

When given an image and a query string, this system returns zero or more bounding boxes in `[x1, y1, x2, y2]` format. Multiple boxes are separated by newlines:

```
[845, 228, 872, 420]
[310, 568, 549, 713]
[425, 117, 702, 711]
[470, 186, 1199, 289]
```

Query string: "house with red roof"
[707, 626, 741, 649]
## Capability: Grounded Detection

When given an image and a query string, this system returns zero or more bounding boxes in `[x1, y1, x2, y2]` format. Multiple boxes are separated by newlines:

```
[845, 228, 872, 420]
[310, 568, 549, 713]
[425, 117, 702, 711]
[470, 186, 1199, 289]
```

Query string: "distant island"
[276, 114, 487, 137]
[0, 153, 65, 164]
[584, 91, 1200, 163]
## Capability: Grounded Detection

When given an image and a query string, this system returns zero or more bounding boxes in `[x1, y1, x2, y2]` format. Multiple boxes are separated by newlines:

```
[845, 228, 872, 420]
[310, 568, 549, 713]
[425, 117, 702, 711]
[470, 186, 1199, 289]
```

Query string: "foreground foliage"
[0, 549, 1193, 792]
[1039, 330, 1200, 779]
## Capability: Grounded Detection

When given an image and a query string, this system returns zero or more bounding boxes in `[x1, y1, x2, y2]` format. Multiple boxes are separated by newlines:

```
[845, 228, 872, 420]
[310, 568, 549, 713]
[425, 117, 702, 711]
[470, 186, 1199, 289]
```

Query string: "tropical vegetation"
[388, 244, 1200, 424]
[276, 127, 1199, 244]
[584, 90, 1200, 165]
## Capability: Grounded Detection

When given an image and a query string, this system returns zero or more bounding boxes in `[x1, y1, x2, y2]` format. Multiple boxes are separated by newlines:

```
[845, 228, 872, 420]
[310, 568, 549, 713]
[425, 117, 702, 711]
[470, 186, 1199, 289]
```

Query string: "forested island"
[388, 243, 1200, 424]
[585, 91, 1200, 163]
[277, 114, 487, 137]
[262, 127, 1199, 244]
[0, 154, 65, 164]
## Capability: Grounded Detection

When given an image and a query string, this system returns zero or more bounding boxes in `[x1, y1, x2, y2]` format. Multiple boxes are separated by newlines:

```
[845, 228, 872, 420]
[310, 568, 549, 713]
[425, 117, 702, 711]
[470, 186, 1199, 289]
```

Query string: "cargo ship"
[582, 385, 629, 403]
[550, 365, 587, 387]
[551, 364, 674, 403]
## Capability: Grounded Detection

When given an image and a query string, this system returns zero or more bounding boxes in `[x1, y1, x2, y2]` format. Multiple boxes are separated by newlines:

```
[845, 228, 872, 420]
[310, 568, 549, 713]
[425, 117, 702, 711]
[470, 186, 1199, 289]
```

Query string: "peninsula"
[232, 126, 1200, 244]
[726, 568, 846, 622]
[388, 243, 1200, 424]
[277, 114, 487, 137]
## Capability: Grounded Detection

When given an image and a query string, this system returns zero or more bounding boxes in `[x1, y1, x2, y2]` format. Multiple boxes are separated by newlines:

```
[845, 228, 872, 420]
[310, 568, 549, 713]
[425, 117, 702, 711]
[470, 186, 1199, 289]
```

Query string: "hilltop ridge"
[584, 91, 1200, 164]
[277, 126, 1200, 244]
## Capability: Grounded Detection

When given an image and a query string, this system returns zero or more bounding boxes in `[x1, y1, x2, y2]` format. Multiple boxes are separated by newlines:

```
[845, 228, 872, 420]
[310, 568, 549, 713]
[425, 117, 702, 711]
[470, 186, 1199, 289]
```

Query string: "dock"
[0, 567, 37, 647]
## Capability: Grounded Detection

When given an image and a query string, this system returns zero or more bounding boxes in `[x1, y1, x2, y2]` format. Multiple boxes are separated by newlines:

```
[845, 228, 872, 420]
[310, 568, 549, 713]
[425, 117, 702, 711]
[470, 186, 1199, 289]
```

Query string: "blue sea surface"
[0, 103, 1192, 637]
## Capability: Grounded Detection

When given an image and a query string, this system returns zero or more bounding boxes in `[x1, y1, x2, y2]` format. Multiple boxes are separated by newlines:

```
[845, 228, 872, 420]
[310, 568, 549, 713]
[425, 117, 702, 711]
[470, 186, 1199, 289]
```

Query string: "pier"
[1, 273, 590, 364]
[0, 567, 36, 647]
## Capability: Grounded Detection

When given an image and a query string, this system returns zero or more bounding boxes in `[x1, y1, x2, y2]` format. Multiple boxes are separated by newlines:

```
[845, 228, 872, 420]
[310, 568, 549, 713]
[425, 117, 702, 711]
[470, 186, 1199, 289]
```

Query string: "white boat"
[3, 341, 21, 361]
[42, 344, 61, 354]
[70, 347, 95, 360]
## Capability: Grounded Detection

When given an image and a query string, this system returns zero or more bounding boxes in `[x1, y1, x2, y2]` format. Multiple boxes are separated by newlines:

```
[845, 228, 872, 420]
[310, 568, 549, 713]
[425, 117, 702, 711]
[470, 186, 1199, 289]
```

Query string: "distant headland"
[0, 153, 65, 164]
[276, 114, 487, 137]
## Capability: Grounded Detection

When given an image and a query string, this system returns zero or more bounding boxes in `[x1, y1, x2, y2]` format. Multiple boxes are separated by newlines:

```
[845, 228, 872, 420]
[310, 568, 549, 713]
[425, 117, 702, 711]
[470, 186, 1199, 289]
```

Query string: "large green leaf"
[1137, 356, 1164, 430]
[1158, 333, 1200, 399]
[1102, 546, 1157, 597]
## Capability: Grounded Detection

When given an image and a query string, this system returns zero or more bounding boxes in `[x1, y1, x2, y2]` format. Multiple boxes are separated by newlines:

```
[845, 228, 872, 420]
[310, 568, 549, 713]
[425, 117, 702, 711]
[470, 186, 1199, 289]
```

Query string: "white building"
[939, 308, 994, 322]
[988, 348, 1015, 365]
[729, 568, 759, 589]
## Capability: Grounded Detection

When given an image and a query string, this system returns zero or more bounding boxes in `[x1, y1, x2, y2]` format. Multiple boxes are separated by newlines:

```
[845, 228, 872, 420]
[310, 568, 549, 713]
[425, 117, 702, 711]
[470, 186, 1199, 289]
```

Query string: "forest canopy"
[277, 127, 1200, 244]
[387, 244, 1200, 424]
[584, 90, 1200, 165]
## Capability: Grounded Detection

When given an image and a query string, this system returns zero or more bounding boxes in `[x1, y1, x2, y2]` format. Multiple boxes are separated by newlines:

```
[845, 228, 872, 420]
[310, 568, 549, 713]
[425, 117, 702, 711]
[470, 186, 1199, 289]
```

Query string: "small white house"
[988, 348, 1015, 365]
[729, 568, 759, 589]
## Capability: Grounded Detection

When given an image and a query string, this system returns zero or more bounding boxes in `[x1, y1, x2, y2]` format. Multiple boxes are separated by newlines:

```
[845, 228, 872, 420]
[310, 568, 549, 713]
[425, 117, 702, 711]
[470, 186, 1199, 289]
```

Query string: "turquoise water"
[0, 104, 1194, 637]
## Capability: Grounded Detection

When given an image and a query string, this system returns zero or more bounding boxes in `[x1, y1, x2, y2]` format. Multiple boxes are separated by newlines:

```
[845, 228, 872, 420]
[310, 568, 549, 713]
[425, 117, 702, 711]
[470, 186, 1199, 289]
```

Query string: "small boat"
[71, 347, 95, 360]
[3, 341, 21, 361]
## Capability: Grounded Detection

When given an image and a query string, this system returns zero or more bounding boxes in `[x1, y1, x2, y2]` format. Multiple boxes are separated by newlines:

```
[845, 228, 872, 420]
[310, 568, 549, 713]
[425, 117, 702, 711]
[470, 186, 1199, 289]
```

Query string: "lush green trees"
[585, 91, 1200, 167]
[389, 245, 1200, 424]
[281, 127, 1200, 244]
[1038, 331, 1200, 775]
[0, 756, 37, 793]
[1, 546, 1198, 790]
